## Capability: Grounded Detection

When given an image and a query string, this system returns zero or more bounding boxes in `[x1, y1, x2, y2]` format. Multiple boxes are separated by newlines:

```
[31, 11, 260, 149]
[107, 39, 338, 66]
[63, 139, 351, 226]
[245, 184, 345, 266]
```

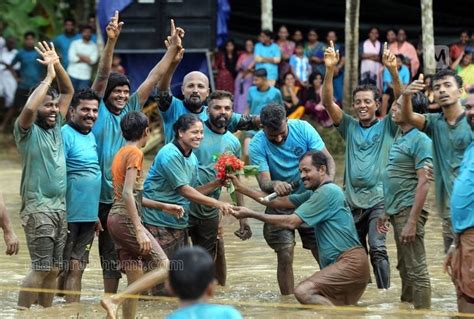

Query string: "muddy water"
[0, 154, 459, 318]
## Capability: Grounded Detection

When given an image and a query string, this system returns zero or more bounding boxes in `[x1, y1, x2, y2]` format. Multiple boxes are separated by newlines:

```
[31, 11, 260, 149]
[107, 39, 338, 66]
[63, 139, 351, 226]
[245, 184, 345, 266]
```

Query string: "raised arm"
[38, 42, 74, 118]
[18, 44, 58, 130]
[92, 10, 124, 97]
[322, 41, 344, 125]
[400, 74, 426, 130]
[135, 19, 184, 106]
[382, 42, 402, 100]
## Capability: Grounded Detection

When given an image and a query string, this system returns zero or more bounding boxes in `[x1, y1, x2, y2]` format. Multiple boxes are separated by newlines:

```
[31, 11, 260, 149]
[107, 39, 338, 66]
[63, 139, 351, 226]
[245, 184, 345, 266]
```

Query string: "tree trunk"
[343, 0, 360, 110]
[260, 0, 273, 31]
[421, 0, 436, 75]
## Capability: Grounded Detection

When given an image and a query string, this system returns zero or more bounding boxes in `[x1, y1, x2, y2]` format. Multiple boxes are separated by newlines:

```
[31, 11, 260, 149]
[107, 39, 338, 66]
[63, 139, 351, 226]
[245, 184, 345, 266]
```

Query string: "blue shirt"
[53, 33, 81, 69]
[166, 303, 242, 319]
[62, 124, 101, 222]
[160, 97, 242, 144]
[247, 85, 283, 116]
[336, 113, 398, 209]
[91, 93, 141, 204]
[142, 143, 199, 229]
[11, 49, 42, 89]
[383, 65, 410, 92]
[291, 183, 361, 268]
[451, 141, 474, 233]
[249, 120, 325, 193]
[191, 121, 241, 219]
[254, 42, 281, 81]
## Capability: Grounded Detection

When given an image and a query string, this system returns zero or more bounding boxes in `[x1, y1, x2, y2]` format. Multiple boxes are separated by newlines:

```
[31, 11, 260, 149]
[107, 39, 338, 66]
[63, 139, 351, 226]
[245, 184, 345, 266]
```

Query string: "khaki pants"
[390, 207, 431, 309]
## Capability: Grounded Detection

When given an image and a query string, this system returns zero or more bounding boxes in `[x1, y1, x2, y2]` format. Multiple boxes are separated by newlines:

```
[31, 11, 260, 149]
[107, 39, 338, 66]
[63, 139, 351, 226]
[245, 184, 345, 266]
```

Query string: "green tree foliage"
[0, 0, 61, 43]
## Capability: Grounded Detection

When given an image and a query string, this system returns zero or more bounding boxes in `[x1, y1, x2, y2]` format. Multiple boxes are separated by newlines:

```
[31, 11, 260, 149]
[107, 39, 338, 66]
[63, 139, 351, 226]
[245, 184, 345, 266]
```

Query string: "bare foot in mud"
[100, 296, 120, 319]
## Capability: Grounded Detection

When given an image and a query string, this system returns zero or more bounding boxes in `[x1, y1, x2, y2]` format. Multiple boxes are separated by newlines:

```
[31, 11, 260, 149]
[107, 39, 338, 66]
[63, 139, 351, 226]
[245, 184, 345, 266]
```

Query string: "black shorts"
[63, 222, 96, 266]
[188, 215, 219, 259]
[98, 203, 121, 279]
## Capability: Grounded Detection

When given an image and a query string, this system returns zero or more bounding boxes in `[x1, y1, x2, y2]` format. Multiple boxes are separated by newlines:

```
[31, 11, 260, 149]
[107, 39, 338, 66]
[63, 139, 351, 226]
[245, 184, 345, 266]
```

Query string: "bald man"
[155, 55, 260, 143]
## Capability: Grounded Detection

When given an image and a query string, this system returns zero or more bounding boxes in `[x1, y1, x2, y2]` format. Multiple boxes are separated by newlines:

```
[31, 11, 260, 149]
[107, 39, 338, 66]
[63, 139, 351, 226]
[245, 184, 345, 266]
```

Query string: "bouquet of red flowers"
[214, 153, 258, 204]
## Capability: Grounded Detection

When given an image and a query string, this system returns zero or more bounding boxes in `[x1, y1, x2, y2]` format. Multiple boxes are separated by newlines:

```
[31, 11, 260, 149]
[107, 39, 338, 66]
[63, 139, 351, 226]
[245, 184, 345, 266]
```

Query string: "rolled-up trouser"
[390, 207, 431, 309]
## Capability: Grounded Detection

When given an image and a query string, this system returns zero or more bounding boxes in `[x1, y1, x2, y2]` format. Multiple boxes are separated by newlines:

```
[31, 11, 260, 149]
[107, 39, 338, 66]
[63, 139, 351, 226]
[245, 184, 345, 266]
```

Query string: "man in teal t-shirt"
[321, 41, 401, 288]
[13, 42, 73, 309]
[89, 16, 185, 293]
[400, 69, 473, 252]
[381, 91, 432, 309]
[60, 88, 102, 303]
[230, 151, 370, 306]
[248, 103, 335, 295]
[254, 29, 281, 85]
[189, 90, 251, 286]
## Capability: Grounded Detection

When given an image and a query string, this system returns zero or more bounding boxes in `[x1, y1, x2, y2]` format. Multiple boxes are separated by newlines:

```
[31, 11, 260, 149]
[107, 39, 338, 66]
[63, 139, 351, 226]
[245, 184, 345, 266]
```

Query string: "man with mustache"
[444, 90, 474, 313]
[59, 88, 101, 303]
[400, 69, 473, 253]
[248, 103, 335, 295]
[322, 42, 401, 289]
[155, 45, 260, 145]
[90, 13, 185, 294]
[14, 41, 74, 309]
[189, 90, 251, 286]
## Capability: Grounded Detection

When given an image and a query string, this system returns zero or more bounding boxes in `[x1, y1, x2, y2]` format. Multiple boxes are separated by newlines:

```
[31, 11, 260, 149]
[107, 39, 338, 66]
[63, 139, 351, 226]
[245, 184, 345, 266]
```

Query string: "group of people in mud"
[1, 9, 473, 319]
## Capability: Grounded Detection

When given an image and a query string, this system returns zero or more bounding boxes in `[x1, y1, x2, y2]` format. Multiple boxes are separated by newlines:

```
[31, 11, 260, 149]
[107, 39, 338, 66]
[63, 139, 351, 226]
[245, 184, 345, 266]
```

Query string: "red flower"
[214, 153, 244, 180]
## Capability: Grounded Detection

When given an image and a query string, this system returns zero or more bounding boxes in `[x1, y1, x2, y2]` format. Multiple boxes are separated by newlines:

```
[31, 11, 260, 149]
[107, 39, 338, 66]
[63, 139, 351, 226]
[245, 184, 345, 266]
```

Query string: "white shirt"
[67, 39, 99, 80]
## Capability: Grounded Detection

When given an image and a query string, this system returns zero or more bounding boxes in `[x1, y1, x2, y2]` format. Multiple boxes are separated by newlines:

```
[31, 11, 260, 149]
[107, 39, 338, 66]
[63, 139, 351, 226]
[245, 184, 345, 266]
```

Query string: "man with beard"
[444, 95, 474, 313]
[155, 45, 260, 144]
[190, 90, 251, 286]
[322, 42, 401, 289]
[67, 25, 99, 91]
[229, 151, 369, 306]
[248, 103, 335, 295]
[14, 41, 74, 309]
[400, 70, 473, 252]
[59, 88, 101, 303]
[90, 14, 185, 294]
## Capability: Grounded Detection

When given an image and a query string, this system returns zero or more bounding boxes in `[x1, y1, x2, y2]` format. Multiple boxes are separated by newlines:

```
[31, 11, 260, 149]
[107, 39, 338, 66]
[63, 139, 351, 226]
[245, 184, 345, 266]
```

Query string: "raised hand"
[106, 10, 124, 40]
[382, 42, 397, 70]
[404, 74, 425, 95]
[164, 19, 185, 62]
[35, 41, 59, 79]
[324, 40, 339, 69]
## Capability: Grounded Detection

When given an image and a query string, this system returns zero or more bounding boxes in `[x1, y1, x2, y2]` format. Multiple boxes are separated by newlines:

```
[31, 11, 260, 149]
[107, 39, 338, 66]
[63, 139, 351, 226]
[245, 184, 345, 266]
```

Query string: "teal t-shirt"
[249, 119, 325, 194]
[91, 93, 141, 204]
[291, 183, 361, 268]
[11, 49, 42, 89]
[451, 141, 474, 233]
[383, 128, 432, 215]
[142, 142, 199, 229]
[160, 97, 242, 144]
[14, 116, 67, 216]
[336, 112, 398, 209]
[247, 85, 283, 116]
[190, 121, 241, 219]
[62, 124, 102, 222]
[254, 42, 281, 81]
[423, 112, 473, 218]
[166, 303, 242, 319]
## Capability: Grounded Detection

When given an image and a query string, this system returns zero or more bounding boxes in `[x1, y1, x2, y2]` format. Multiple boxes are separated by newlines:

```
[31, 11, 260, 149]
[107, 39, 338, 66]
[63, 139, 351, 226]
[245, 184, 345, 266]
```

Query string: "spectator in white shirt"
[0, 36, 19, 108]
[67, 25, 99, 91]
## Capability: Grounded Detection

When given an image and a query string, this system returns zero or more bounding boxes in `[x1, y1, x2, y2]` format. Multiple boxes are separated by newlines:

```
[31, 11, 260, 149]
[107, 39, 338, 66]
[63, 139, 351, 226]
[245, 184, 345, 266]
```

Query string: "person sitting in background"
[276, 25, 295, 80]
[67, 25, 99, 91]
[450, 50, 474, 99]
[279, 72, 305, 119]
[234, 39, 255, 114]
[254, 29, 281, 86]
[381, 54, 410, 117]
[304, 72, 333, 127]
[289, 42, 311, 86]
[450, 30, 471, 62]
[214, 39, 238, 93]
[360, 27, 382, 86]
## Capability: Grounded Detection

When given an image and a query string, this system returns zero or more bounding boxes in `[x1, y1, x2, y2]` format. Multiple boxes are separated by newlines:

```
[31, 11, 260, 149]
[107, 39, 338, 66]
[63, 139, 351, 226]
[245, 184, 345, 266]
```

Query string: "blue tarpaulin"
[216, 0, 231, 48]
[97, 0, 133, 40]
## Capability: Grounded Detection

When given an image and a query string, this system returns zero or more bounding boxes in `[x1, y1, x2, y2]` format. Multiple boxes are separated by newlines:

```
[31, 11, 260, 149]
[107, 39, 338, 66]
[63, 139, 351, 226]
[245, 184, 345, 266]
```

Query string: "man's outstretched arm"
[322, 41, 344, 125]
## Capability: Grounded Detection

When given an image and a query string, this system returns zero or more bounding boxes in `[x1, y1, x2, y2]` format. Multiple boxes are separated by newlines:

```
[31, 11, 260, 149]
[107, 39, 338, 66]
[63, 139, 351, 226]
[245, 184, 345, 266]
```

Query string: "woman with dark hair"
[141, 114, 233, 295]
[304, 72, 333, 127]
[360, 27, 383, 86]
[279, 72, 305, 119]
[276, 25, 295, 82]
[234, 39, 255, 114]
[214, 39, 238, 92]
